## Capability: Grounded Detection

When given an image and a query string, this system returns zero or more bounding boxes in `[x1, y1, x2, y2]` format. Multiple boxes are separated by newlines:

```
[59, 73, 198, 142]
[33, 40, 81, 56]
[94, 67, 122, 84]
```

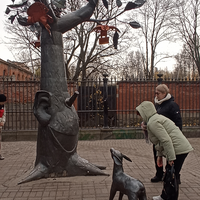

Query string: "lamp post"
[157, 73, 163, 85]
[103, 74, 109, 128]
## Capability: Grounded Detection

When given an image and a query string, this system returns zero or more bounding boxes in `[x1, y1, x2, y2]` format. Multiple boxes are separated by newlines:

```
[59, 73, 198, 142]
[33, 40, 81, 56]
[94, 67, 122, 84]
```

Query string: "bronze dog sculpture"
[109, 148, 147, 200]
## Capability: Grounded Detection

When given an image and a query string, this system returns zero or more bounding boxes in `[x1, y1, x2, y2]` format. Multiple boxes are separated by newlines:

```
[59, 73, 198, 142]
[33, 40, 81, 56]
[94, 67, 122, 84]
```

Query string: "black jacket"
[155, 96, 182, 131]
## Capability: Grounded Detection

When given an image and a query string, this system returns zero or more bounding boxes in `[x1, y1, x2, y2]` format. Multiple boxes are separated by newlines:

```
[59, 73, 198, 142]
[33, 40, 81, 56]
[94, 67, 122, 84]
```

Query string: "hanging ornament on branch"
[113, 31, 119, 49]
[92, 24, 120, 45]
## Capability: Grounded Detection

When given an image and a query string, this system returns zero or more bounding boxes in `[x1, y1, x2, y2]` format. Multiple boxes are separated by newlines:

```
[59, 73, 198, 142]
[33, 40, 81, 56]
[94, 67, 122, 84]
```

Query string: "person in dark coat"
[142, 84, 182, 183]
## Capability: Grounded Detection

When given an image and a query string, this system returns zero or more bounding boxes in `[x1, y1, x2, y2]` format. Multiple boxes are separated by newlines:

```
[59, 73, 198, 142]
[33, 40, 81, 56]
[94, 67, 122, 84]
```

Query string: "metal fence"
[0, 75, 200, 131]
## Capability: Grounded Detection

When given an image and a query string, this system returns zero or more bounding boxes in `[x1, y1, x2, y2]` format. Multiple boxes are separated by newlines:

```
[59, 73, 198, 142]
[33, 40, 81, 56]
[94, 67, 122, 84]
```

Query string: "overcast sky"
[0, 0, 182, 71]
[0, 0, 15, 61]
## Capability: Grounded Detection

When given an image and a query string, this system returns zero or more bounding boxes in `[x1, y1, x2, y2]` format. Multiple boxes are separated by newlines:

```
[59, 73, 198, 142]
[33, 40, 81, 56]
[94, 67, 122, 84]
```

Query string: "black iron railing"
[0, 76, 200, 131]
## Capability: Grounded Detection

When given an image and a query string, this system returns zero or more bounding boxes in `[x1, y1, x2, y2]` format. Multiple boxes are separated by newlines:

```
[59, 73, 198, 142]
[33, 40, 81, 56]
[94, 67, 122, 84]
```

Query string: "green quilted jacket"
[136, 101, 193, 161]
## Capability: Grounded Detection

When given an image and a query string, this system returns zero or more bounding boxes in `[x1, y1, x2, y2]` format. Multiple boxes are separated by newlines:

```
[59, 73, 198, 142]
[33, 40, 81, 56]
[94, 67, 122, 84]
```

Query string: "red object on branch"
[0, 109, 4, 118]
[92, 25, 120, 44]
[31, 39, 41, 48]
[27, 2, 53, 34]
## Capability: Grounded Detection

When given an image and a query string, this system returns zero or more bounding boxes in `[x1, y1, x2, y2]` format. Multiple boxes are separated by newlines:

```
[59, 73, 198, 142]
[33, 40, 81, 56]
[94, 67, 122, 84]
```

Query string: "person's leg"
[0, 128, 4, 160]
[0, 128, 1, 151]
[174, 153, 188, 184]
[151, 144, 163, 182]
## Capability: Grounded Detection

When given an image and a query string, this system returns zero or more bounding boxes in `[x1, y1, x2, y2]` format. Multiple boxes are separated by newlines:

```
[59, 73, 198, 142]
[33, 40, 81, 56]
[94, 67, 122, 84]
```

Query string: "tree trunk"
[18, 0, 108, 184]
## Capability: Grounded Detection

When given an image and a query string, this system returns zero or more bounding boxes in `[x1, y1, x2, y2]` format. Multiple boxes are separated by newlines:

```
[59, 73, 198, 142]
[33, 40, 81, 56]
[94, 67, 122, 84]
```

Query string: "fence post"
[157, 73, 163, 85]
[103, 74, 108, 128]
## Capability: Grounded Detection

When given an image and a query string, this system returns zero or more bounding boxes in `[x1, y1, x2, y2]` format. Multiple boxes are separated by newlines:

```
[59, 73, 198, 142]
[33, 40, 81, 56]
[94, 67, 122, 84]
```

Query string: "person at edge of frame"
[136, 101, 193, 200]
[0, 94, 7, 160]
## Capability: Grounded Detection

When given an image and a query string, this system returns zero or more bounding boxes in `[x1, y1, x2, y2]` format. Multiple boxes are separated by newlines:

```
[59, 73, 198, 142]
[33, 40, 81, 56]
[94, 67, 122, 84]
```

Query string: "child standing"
[0, 94, 6, 160]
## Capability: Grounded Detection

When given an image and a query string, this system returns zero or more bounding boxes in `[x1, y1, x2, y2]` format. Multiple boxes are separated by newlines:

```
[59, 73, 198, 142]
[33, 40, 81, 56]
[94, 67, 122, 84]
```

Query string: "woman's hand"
[157, 156, 163, 167]
[141, 121, 147, 131]
[168, 160, 174, 166]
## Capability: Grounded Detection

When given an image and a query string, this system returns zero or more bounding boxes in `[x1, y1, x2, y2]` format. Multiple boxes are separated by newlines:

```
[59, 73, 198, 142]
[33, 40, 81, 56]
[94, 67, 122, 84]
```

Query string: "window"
[3, 70, 6, 76]
[12, 72, 15, 81]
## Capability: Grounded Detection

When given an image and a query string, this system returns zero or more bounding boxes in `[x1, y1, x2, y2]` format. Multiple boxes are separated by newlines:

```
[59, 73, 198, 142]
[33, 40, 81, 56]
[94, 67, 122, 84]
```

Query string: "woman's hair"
[156, 84, 169, 94]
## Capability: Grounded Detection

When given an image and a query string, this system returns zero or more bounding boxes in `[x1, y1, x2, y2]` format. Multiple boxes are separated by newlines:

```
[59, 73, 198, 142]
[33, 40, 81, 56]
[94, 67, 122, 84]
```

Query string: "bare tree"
[173, 45, 198, 79]
[170, 0, 200, 77]
[4, 20, 41, 75]
[131, 0, 177, 79]
[63, 0, 122, 80]
[117, 50, 145, 79]
[4, 0, 138, 80]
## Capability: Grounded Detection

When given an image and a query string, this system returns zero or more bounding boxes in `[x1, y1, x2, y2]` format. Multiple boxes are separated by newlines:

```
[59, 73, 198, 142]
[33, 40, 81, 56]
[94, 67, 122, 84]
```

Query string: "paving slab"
[0, 138, 199, 200]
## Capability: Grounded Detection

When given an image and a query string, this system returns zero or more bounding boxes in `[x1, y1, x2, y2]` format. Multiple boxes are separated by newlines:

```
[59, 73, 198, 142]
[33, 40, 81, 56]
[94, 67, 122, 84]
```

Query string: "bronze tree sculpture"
[5, 0, 146, 184]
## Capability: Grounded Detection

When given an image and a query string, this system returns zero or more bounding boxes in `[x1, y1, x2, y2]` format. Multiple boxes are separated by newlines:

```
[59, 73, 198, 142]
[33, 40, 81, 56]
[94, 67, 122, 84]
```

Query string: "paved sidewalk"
[0, 138, 200, 200]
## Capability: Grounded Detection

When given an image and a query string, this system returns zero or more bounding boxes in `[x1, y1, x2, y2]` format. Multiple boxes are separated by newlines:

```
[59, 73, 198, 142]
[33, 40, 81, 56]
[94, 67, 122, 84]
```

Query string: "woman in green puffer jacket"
[136, 101, 193, 200]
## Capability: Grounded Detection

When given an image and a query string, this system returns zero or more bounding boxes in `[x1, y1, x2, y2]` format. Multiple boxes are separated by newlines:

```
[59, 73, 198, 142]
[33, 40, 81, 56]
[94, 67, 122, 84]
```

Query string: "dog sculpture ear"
[33, 90, 52, 126]
[122, 154, 132, 162]
[113, 155, 122, 165]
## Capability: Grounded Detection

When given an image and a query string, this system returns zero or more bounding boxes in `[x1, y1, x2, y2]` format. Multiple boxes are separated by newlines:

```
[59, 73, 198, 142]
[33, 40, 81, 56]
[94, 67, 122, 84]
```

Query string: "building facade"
[0, 58, 33, 81]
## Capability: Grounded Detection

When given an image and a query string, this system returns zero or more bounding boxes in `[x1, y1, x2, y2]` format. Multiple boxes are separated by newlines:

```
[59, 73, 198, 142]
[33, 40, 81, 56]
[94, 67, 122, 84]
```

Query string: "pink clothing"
[0, 106, 6, 151]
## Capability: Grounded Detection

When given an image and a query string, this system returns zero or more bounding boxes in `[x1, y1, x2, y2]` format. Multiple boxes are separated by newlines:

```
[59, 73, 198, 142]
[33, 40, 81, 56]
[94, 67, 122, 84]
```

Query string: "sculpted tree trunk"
[18, 0, 108, 184]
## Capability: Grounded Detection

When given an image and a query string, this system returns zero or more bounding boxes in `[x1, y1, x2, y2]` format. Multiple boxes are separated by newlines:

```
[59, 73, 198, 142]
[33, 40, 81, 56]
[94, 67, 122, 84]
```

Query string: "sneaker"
[151, 176, 162, 182]
[0, 155, 4, 160]
[152, 196, 164, 200]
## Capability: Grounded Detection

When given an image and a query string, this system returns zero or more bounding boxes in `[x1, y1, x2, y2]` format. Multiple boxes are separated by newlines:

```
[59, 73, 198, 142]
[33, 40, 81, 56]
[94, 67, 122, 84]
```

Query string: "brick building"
[0, 58, 33, 80]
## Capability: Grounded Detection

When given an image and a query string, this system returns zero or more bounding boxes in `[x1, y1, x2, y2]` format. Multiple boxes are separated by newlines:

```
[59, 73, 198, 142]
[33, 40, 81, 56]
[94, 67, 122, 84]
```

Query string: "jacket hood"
[136, 101, 157, 123]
